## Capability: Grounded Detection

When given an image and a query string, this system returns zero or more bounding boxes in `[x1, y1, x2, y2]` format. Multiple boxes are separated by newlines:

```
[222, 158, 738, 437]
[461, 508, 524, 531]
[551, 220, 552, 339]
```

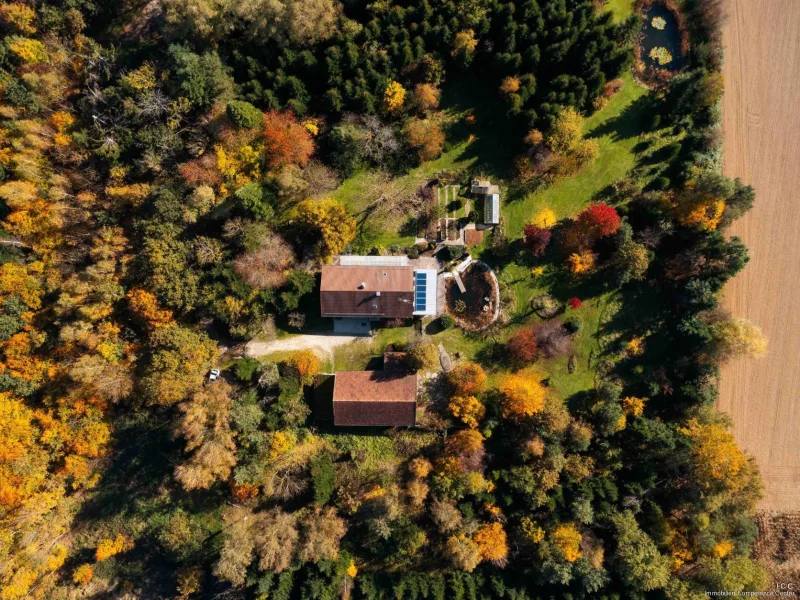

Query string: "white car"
[208, 368, 220, 382]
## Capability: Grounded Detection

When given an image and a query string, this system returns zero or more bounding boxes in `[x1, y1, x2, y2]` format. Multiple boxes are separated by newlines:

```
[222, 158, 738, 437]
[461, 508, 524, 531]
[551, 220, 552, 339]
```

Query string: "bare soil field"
[719, 0, 800, 510]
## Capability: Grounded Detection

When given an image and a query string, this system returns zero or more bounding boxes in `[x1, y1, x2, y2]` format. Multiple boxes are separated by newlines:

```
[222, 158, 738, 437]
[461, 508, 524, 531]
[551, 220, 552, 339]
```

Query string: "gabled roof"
[320, 265, 413, 293]
[332, 368, 417, 427]
[320, 265, 415, 318]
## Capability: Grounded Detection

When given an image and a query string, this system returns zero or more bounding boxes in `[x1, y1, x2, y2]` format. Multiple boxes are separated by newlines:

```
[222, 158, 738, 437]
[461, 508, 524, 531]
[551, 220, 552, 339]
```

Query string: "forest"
[0, 0, 770, 598]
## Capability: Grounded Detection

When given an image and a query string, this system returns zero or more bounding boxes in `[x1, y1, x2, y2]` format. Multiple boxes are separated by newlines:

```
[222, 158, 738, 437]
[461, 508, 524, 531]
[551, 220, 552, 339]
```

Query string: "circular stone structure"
[445, 261, 500, 331]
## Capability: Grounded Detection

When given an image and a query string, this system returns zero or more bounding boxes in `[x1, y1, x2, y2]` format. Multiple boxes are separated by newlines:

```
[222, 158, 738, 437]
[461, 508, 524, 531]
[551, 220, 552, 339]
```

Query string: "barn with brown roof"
[330, 352, 418, 427]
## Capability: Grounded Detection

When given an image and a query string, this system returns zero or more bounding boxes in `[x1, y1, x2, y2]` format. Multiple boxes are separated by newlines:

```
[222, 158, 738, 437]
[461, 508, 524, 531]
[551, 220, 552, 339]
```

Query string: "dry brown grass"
[754, 511, 800, 584]
[719, 0, 800, 510]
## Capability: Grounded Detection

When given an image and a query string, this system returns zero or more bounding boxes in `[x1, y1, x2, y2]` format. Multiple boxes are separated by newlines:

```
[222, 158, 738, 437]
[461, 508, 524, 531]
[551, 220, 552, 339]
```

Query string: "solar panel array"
[414, 272, 427, 312]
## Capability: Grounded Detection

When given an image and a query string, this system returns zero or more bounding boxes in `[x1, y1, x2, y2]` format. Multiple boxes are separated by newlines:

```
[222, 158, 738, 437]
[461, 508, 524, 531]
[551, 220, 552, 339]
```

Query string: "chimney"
[359, 281, 366, 289]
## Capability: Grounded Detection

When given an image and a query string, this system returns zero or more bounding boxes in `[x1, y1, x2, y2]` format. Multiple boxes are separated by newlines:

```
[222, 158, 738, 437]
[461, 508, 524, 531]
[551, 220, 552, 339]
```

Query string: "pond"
[639, 3, 686, 72]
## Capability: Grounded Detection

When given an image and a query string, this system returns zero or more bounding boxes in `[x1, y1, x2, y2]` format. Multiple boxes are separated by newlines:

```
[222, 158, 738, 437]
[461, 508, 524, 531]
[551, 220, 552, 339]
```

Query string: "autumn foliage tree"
[233, 232, 296, 289]
[262, 110, 314, 171]
[473, 523, 508, 565]
[404, 118, 445, 163]
[447, 362, 488, 397]
[500, 372, 546, 419]
[295, 198, 356, 262]
[144, 326, 218, 405]
[286, 349, 320, 383]
[708, 316, 768, 362]
[174, 381, 237, 491]
[552, 523, 582, 562]
[448, 395, 485, 428]
[679, 417, 749, 493]
[445, 429, 485, 472]
[412, 83, 440, 113]
[508, 328, 538, 364]
[576, 202, 621, 239]
[523, 224, 552, 256]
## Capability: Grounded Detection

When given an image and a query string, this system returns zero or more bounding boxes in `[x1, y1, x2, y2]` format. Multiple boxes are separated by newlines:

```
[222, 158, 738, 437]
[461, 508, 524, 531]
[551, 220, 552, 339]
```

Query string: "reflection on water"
[640, 4, 685, 72]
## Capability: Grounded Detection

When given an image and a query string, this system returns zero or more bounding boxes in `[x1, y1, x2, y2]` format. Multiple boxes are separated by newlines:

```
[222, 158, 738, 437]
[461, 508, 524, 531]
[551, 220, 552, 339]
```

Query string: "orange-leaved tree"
[286, 349, 320, 384]
[447, 361, 488, 397]
[262, 110, 315, 171]
[473, 522, 508, 565]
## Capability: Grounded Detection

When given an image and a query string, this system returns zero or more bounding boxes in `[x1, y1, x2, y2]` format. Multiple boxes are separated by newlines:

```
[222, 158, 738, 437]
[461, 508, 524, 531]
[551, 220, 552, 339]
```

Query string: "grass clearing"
[324, 70, 651, 405]
[605, 0, 636, 23]
[504, 72, 648, 237]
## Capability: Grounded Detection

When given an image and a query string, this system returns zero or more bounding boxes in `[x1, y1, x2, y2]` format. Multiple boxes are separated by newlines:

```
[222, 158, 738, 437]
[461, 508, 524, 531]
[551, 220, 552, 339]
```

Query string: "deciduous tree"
[295, 198, 355, 262]
[447, 362, 487, 396]
[473, 523, 508, 565]
[500, 373, 546, 419]
[299, 507, 346, 563]
[174, 381, 237, 491]
[234, 232, 296, 290]
[263, 110, 315, 171]
[404, 118, 445, 163]
[523, 225, 551, 256]
[448, 395, 485, 428]
[508, 328, 538, 364]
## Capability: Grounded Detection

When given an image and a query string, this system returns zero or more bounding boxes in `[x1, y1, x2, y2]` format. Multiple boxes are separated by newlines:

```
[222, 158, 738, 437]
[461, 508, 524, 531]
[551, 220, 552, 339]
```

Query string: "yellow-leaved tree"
[448, 395, 485, 428]
[295, 198, 356, 262]
[473, 522, 508, 565]
[500, 372, 546, 420]
[547, 107, 584, 153]
[553, 523, 582, 562]
[383, 80, 406, 113]
[679, 418, 747, 490]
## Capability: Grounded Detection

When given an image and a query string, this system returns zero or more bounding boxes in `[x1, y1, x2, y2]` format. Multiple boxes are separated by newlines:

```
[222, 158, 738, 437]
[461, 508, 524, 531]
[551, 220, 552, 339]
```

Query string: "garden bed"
[445, 262, 499, 331]
[634, 0, 689, 86]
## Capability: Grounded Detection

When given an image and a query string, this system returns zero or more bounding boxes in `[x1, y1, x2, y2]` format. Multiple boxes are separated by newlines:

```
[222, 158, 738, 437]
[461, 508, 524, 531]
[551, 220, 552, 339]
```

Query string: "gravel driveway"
[244, 334, 365, 364]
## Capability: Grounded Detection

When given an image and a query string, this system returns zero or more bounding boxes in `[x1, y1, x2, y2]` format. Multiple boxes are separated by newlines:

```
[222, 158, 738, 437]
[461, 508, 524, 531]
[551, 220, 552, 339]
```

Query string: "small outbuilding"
[470, 179, 501, 226]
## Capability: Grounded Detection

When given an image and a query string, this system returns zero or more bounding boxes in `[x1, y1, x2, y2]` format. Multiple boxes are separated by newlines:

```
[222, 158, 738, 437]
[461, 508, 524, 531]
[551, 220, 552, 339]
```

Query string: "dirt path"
[244, 334, 364, 365]
[719, 0, 800, 510]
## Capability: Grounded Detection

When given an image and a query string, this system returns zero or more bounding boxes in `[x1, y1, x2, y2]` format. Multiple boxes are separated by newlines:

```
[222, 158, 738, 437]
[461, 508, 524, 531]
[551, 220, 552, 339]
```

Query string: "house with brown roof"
[321, 256, 438, 334]
[324, 351, 417, 427]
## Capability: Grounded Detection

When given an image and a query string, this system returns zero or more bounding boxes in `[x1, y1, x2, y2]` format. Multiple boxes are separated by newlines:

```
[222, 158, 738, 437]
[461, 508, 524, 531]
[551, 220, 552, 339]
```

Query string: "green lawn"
[605, 0, 636, 23]
[504, 72, 648, 237]
[331, 73, 520, 249]
[326, 68, 651, 401]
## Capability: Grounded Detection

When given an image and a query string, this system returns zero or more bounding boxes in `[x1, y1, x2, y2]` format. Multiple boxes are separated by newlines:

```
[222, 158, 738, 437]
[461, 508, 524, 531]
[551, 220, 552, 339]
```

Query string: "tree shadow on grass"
[438, 75, 522, 181]
[586, 95, 650, 143]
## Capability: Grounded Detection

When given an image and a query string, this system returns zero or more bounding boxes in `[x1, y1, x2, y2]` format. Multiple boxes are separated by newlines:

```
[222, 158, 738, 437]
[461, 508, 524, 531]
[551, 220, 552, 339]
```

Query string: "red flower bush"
[568, 297, 582, 309]
[523, 224, 552, 257]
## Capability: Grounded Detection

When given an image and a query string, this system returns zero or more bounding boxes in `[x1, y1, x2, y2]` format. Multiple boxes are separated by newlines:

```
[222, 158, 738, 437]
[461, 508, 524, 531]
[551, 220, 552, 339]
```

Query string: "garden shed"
[470, 179, 501, 225]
